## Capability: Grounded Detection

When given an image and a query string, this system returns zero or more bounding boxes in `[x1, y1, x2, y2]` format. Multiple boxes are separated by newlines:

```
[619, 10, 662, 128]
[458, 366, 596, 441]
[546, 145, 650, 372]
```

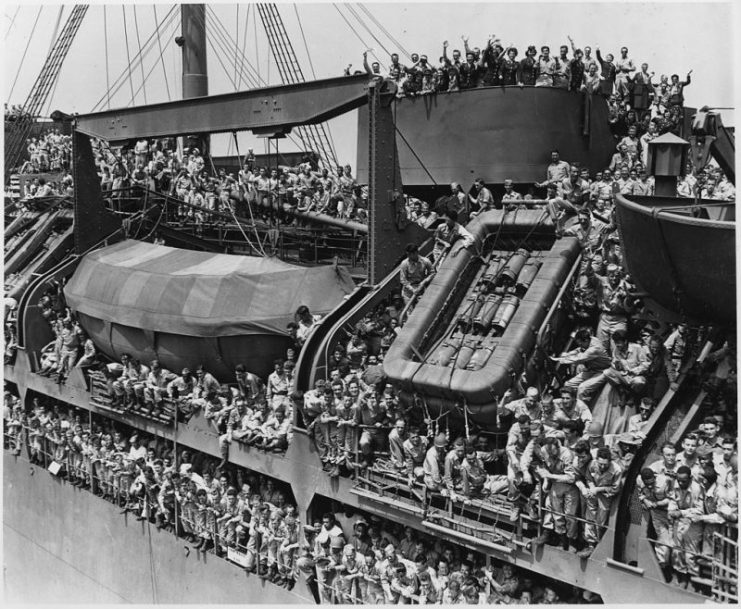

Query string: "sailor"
[535, 46, 557, 87]
[578, 446, 623, 558]
[552, 328, 611, 402]
[399, 243, 433, 306]
[637, 468, 675, 580]
[628, 397, 656, 439]
[423, 433, 448, 492]
[614, 46, 636, 100]
[443, 437, 467, 500]
[432, 209, 475, 262]
[668, 465, 705, 589]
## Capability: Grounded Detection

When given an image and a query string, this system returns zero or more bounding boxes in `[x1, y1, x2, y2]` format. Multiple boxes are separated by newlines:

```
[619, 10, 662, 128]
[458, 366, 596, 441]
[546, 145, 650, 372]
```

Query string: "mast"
[179, 4, 209, 156]
[180, 4, 208, 99]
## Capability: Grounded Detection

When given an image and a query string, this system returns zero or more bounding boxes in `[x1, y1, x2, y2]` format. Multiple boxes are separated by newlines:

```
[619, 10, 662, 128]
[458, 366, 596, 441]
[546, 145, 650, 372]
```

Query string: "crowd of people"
[91, 136, 370, 229]
[21, 140, 737, 597]
[353, 37, 692, 113]
[17, 129, 73, 174]
[4, 391, 604, 604]
[4, 103, 33, 122]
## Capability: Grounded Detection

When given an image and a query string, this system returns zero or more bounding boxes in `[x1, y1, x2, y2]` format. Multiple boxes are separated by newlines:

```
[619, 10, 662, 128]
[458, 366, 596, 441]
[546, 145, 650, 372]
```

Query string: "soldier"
[668, 465, 705, 589]
[578, 447, 623, 557]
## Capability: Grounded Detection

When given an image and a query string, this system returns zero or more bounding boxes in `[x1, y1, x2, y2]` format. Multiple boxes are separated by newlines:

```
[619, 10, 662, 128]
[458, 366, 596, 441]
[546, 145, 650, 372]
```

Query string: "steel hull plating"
[357, 86, 615, 186]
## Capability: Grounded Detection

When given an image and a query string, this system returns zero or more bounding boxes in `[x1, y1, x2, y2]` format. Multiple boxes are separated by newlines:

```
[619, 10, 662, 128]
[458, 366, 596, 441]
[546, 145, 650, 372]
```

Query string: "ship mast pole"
[180, 4, 209, 155]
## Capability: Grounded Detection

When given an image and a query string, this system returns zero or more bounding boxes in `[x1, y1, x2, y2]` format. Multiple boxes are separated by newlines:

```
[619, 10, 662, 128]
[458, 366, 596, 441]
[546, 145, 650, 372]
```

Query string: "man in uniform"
[399, 243, 433, 306]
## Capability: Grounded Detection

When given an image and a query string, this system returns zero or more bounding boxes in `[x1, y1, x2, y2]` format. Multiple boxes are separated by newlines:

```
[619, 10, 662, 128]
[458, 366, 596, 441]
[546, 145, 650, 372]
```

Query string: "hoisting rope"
[133, 5, 148, 104]
[358, 4, 412, 61]
[332, 4, 383, 66]
[152, 5, 171, 101]
[344, 4, 393, 60]
[9, 6, 43, 102]
[92, 4, 178, 111]
[293, 4, 317, 80]
[122, 6, 137, 105]
[104, 5, 111, 109]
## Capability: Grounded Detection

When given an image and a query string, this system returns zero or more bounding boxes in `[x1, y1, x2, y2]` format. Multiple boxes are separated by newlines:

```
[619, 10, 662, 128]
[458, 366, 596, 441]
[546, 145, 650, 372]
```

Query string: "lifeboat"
[63, 239, 357, 379]
[615, 194, 736, 326]
[383, 209, 580, 421]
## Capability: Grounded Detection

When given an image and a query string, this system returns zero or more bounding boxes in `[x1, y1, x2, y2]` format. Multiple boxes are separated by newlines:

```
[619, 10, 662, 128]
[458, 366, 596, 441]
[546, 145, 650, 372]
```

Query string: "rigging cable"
[47, 6, 64, 57]
[125, 15, 181, 107]
[8, 6, 43, 102]
[5, 6, 20, 37]
[152, 5, 171, 101]
[344, 3, 392, 59]
[104, 5, 111, 109]
[132, 5, 148, 104]
[237, 3, 251, 90]
[122, 5, 137, 105]
[234, 4, 239, 86]
[91, 5, 178, 111]
[358, 4, 412, 60]
[331, 4, 383, 66]
[293, 4, 317, 80]
[292, 3, 339, 159]
[394, 124, 438, 185]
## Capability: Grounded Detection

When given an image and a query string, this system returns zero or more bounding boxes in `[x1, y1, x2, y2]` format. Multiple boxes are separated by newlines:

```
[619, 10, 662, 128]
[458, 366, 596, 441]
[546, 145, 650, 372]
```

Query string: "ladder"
[4, 5, 89, 180]
[255, 3, 340, 173]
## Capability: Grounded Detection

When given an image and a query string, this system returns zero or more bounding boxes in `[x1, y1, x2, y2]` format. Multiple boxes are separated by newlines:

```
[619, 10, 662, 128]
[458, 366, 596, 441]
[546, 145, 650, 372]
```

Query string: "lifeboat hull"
[615, 194, 736, 326]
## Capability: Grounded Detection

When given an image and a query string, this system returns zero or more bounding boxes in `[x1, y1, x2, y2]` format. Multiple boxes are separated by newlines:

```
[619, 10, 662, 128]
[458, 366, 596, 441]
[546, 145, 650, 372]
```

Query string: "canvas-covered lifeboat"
[64, 239, 356, 380]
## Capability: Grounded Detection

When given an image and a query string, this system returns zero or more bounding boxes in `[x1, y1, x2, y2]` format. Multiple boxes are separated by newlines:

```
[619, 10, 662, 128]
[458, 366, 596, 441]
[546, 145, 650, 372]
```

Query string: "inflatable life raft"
[383, 209, 580, 419]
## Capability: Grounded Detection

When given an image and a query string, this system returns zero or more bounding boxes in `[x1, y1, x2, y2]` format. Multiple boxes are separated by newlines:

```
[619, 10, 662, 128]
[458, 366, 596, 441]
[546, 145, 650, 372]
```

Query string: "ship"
[4, 4, 737, 605]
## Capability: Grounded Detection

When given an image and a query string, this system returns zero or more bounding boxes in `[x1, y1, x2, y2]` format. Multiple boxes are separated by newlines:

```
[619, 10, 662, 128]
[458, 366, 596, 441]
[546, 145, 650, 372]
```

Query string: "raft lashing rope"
[428, 248, 543, 371]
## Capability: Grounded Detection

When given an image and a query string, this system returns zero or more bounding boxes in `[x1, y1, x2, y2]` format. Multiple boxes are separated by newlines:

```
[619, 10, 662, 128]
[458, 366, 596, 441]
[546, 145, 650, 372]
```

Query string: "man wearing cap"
[403, 425, 429, 486]
[595, 265, 632, 350]
[423, 433, 448, 492]
[533, 437, 579, 551]
[443, 437, 468, 500]
[334, 544, 367, 603]
[379, 543, 414, 603]
[501, 179, 523, 210]
[578, 447, 623, 557]
[501, 387, 542, 427]
[553, 328, 611, 402]
[628, 397, 655, 439]
[612, 433, 642, 471]
[562, 208, 605, 252]
[301, 378, 327, 428]
[128, 434, 147, 461]
[349, 518, 371, 555]
[579, 329, 648, 402]
[356, 392, 390, 467]
[388, 418, 409, 470]
[637, 467, 675, 580]
[668, 465, 705, 589]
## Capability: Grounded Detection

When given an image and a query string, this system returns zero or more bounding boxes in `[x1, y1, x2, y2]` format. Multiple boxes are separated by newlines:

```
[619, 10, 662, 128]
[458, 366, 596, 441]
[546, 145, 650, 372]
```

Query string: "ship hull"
[3, 453, 309, 604]
[615, 194, 736, 325]
[357, 86, 615, 187]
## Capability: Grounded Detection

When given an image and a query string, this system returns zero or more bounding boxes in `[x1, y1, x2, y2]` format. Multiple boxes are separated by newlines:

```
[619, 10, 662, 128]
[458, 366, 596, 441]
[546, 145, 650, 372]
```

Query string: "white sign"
[227, 547, 249, 568]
